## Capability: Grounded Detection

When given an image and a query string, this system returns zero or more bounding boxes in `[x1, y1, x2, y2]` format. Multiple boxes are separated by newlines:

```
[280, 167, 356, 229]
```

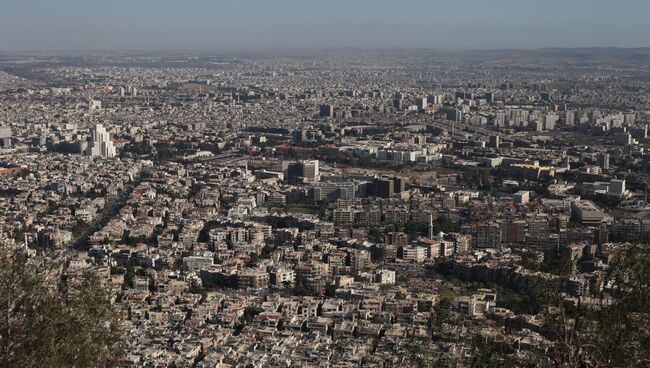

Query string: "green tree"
[541, 245, 573, 276]
[0, 250, 122, 367]
[531, 246, 650, 367]
[582, 246, 650, 366]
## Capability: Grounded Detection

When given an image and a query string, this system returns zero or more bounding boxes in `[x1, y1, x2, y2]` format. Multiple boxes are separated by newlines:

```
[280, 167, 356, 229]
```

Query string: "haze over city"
[1, 0, 650, 50]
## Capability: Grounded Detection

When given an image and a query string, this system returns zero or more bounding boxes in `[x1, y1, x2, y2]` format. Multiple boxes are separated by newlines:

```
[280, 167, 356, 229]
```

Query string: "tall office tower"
[597, 153, 610, 170]
[373, 177, 394, 198]
[544, 113, 558, 130]
[484, 92, 494, 103]
[282, 160, 297, 177]
[392, 98, 403, 110]
[117, 86, 125, 97]
[416, 97, 427, 111]
[446, 108, 462, 122]
[428, 94, 444, 105]
[293, 128, 308, 142]
[564, 110, 576, 126]
[392, 176, 406, 193]
[86, 124, 116, 158]
[488, 135, 500, 149]
[319, 104, 334, 118]
[301, 160, 320, 183]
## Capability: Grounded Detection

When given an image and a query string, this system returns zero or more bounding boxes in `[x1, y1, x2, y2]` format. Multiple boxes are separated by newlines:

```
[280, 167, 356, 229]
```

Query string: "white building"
[513, 191, 530, 205]
[183, 255, 214, 272]
[86, 124, 116, 158]
[301, 160, 320, 183]
[376, 269, 396, 285]
[402, 245, 427, 263]
[89, 99, 102, 110]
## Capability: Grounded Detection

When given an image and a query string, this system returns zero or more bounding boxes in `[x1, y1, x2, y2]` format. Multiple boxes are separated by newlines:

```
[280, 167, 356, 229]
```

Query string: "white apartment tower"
[301, 160, 320, 183]
[86, 124, 116, 158]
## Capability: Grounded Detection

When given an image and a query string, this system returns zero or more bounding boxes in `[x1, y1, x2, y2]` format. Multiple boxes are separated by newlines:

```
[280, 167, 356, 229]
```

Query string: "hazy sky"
[1, 0, 649, 51]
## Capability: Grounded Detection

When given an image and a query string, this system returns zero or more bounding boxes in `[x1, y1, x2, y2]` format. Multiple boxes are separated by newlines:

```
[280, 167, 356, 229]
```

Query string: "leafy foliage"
[0, 250, 122, 368]
[581, 246, 650, 367]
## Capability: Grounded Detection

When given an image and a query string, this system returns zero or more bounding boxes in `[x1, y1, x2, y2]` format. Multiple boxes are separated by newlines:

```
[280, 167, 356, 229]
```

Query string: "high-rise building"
[416, 97, 427, 111]
[373, 177, 394, 198]
[544, 113, 558, 130]
[319, 104, 334, 118]
[488, 135, 500, 149]
[428, 94, 444, 105]
[282, 161, 302, 182]
[624, 112, 637, 125]
[301, 160, 319, 183]
[283, 159, 320, 183]
[597, 153, 610, 170]
[446, 108, 462, 122]
[392, 176, 406, 194]
[86, 124, 116, 158]
[564, 110, 576, 126]
[293, 128, 309, 142]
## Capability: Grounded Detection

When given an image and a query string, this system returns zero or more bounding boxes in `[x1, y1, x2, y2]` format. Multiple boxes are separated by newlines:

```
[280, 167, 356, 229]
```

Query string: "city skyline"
[2, 2, 650, 366]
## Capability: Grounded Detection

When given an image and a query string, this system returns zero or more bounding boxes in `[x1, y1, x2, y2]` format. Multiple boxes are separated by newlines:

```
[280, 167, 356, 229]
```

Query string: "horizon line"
[2, 46, 650, 55]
